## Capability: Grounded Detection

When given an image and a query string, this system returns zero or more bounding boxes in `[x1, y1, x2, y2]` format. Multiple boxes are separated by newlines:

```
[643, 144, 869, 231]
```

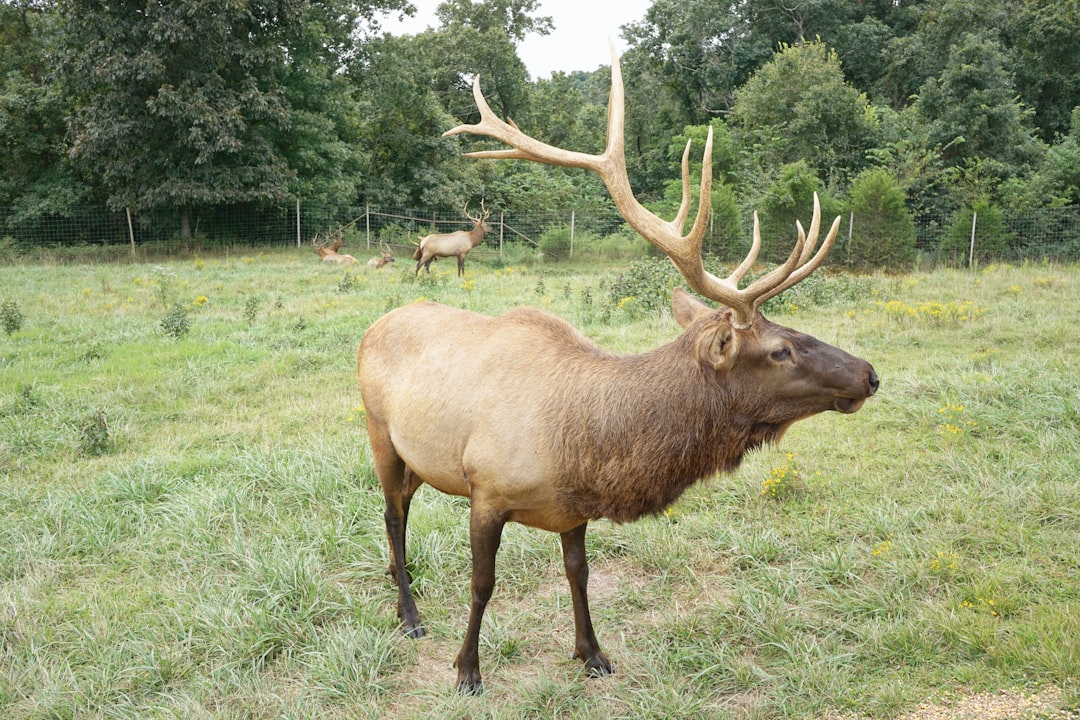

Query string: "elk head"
[464, 199, 491, 236]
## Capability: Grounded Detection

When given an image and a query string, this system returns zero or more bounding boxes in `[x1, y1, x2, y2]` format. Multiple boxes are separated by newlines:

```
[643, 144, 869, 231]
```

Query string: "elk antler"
[444, 44, 840, 329]
[464, 199, 490, 223]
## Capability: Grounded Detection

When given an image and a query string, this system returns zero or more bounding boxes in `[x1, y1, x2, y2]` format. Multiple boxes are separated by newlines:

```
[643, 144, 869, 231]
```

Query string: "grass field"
[1, 248, 1078, 719]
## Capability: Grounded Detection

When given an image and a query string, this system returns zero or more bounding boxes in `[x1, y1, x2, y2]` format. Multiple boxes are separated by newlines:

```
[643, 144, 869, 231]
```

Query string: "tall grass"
[1, 251, 1078, 719]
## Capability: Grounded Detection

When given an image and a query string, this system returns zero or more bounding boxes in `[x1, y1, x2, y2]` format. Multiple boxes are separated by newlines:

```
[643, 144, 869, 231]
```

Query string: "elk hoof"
[402, 623, 426, 640]
[583, 652, 613, 678]
[455, 672, 483, 695]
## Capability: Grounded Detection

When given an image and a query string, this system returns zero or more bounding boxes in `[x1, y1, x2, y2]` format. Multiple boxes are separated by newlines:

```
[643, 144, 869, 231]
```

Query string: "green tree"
[754, 160, 841, 263]
[845, 167, 915, 268]
[1038, 107, 1080, 207]
[914, 32, 1043, 174]
[1009, 0, 1080, 143]
[730, 41, 879, 188]
[623, 0, 772, 119]
[434, 0, 552, 43]
[351, 35, 475, 210]
[0, 1, 90, 214]
[56, 0, 405, 238]
[942, 198, 1012, 264]
[421, 0, 549, 124]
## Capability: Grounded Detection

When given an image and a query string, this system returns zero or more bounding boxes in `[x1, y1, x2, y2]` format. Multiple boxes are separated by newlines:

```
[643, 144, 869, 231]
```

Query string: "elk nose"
[867, 369, 880, 396]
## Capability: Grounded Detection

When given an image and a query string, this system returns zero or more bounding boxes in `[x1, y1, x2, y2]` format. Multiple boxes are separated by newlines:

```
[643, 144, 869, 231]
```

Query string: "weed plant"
[1, 298, 24, 335]
[159, 302, 191, 338]
[0, 252, 1078, 719]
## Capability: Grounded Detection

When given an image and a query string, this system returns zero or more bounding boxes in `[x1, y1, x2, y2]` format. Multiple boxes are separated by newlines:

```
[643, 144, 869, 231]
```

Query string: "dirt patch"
[826, 687, 1078, 720]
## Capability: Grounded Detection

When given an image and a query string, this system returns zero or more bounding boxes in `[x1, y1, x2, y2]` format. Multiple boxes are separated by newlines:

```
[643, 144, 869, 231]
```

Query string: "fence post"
[968, 210, 978, 267]
[847, 210, 854, 264]
[499, 211, 505, 257]
[570, 210, 576, 259]
[366, 203, 371, 249]
[126, 207, 135, 256]
[295, 199, 301, 247]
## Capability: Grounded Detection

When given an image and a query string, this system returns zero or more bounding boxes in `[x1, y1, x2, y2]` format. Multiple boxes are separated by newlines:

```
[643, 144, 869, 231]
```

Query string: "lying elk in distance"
[367, 243, 395, 269]
[357, 48, 879, 695]
[313, 235, 358, 265]
[413, 201, 490, 276]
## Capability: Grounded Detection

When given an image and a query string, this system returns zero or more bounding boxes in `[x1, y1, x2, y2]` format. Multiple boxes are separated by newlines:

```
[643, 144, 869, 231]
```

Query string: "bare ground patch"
[826, 687, 1078, 720]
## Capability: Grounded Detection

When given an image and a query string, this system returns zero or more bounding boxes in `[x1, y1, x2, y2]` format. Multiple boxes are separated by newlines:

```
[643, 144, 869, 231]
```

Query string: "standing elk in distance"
[367, 243, 396, 269]
[313, 234, 358, 265]
[412, 201, 491, 276]
[357, 48, 879, 695]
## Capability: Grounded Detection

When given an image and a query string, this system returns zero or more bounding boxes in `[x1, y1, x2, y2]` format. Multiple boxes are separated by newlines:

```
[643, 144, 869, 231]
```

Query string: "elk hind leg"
[371, 422, 425, 638]
[561, 522, 612, 677]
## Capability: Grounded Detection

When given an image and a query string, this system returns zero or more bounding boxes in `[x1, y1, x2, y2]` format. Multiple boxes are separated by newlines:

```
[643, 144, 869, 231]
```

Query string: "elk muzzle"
[833, 364, 879, 413]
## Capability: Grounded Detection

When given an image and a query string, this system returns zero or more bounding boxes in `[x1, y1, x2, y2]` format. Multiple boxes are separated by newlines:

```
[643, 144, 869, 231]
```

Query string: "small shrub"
[1, 299, 24, 335]
[537, 226, 575, 261]
[150, 265, 178, 307]
[845, 167, 916, 268]
[243, 296, 260, 324]
[761, 271, 876, 315]
[942, 199, 1012, 265]
[605, 256, 685, 318]
[336, 272, 358, 293]
[160, 303, 191, 339]
[761, 453, 807, 500]
[78, 408, 110, 456]
[409, 267, 444, 291]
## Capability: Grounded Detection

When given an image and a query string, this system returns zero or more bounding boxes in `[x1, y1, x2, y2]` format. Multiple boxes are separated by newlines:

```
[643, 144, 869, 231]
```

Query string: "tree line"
[1, 0, 1078, 266]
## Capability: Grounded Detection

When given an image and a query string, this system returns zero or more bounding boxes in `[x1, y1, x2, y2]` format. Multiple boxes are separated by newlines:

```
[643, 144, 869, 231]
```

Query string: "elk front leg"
[561, 523, 612, 677]
[453, 506, 506, 695]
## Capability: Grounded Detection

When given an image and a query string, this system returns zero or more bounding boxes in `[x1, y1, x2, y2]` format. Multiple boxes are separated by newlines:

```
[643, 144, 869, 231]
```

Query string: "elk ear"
[672, 287, 712, 328]
[704, 323, 739, 370]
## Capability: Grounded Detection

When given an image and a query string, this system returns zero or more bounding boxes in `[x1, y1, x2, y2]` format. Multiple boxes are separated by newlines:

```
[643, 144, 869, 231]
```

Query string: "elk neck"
[469, 222, 487, 248]
[544, 328, 775, 524]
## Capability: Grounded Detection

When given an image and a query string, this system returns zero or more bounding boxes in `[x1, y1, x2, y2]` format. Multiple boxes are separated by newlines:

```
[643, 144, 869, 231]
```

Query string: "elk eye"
[771, 347, 791, 361]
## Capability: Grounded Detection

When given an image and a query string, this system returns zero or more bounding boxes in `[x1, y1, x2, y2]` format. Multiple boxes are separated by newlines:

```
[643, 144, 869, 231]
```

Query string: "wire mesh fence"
[2, 201, 1079, 266]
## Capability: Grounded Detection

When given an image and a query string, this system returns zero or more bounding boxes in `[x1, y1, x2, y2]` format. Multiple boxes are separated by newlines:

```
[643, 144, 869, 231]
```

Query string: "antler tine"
[758, 206, 842, 304]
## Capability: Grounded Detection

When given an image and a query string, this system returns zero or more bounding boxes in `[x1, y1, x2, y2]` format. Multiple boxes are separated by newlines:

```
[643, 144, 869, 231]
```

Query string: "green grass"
[1, 250, 1078, 719]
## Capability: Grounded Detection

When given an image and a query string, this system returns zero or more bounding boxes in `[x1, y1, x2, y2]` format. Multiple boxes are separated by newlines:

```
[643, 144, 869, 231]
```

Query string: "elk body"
[357, 49, 879, 695]
[313, 236, 358, 265]
[413, 202, 490, 276]
[367, 244, 395, 269]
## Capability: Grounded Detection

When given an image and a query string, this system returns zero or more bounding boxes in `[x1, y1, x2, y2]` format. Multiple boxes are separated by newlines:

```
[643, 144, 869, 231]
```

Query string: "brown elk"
[413, 201, 491, 275]
[357, 49, 879, 695]
[367, 243, 396, 269]
[313, 235, 358, 265]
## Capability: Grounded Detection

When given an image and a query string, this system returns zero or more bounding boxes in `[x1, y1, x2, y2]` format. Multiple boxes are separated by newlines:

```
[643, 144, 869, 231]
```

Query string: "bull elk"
[313, 234, 358, 265]
[367, 243, 396, 269]
[357, 48, 879, 695]
[413, 201, 491, 276]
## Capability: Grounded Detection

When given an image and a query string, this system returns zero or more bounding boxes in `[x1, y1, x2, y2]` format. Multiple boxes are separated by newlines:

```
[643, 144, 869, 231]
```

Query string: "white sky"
[378, 0, 654, 79]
